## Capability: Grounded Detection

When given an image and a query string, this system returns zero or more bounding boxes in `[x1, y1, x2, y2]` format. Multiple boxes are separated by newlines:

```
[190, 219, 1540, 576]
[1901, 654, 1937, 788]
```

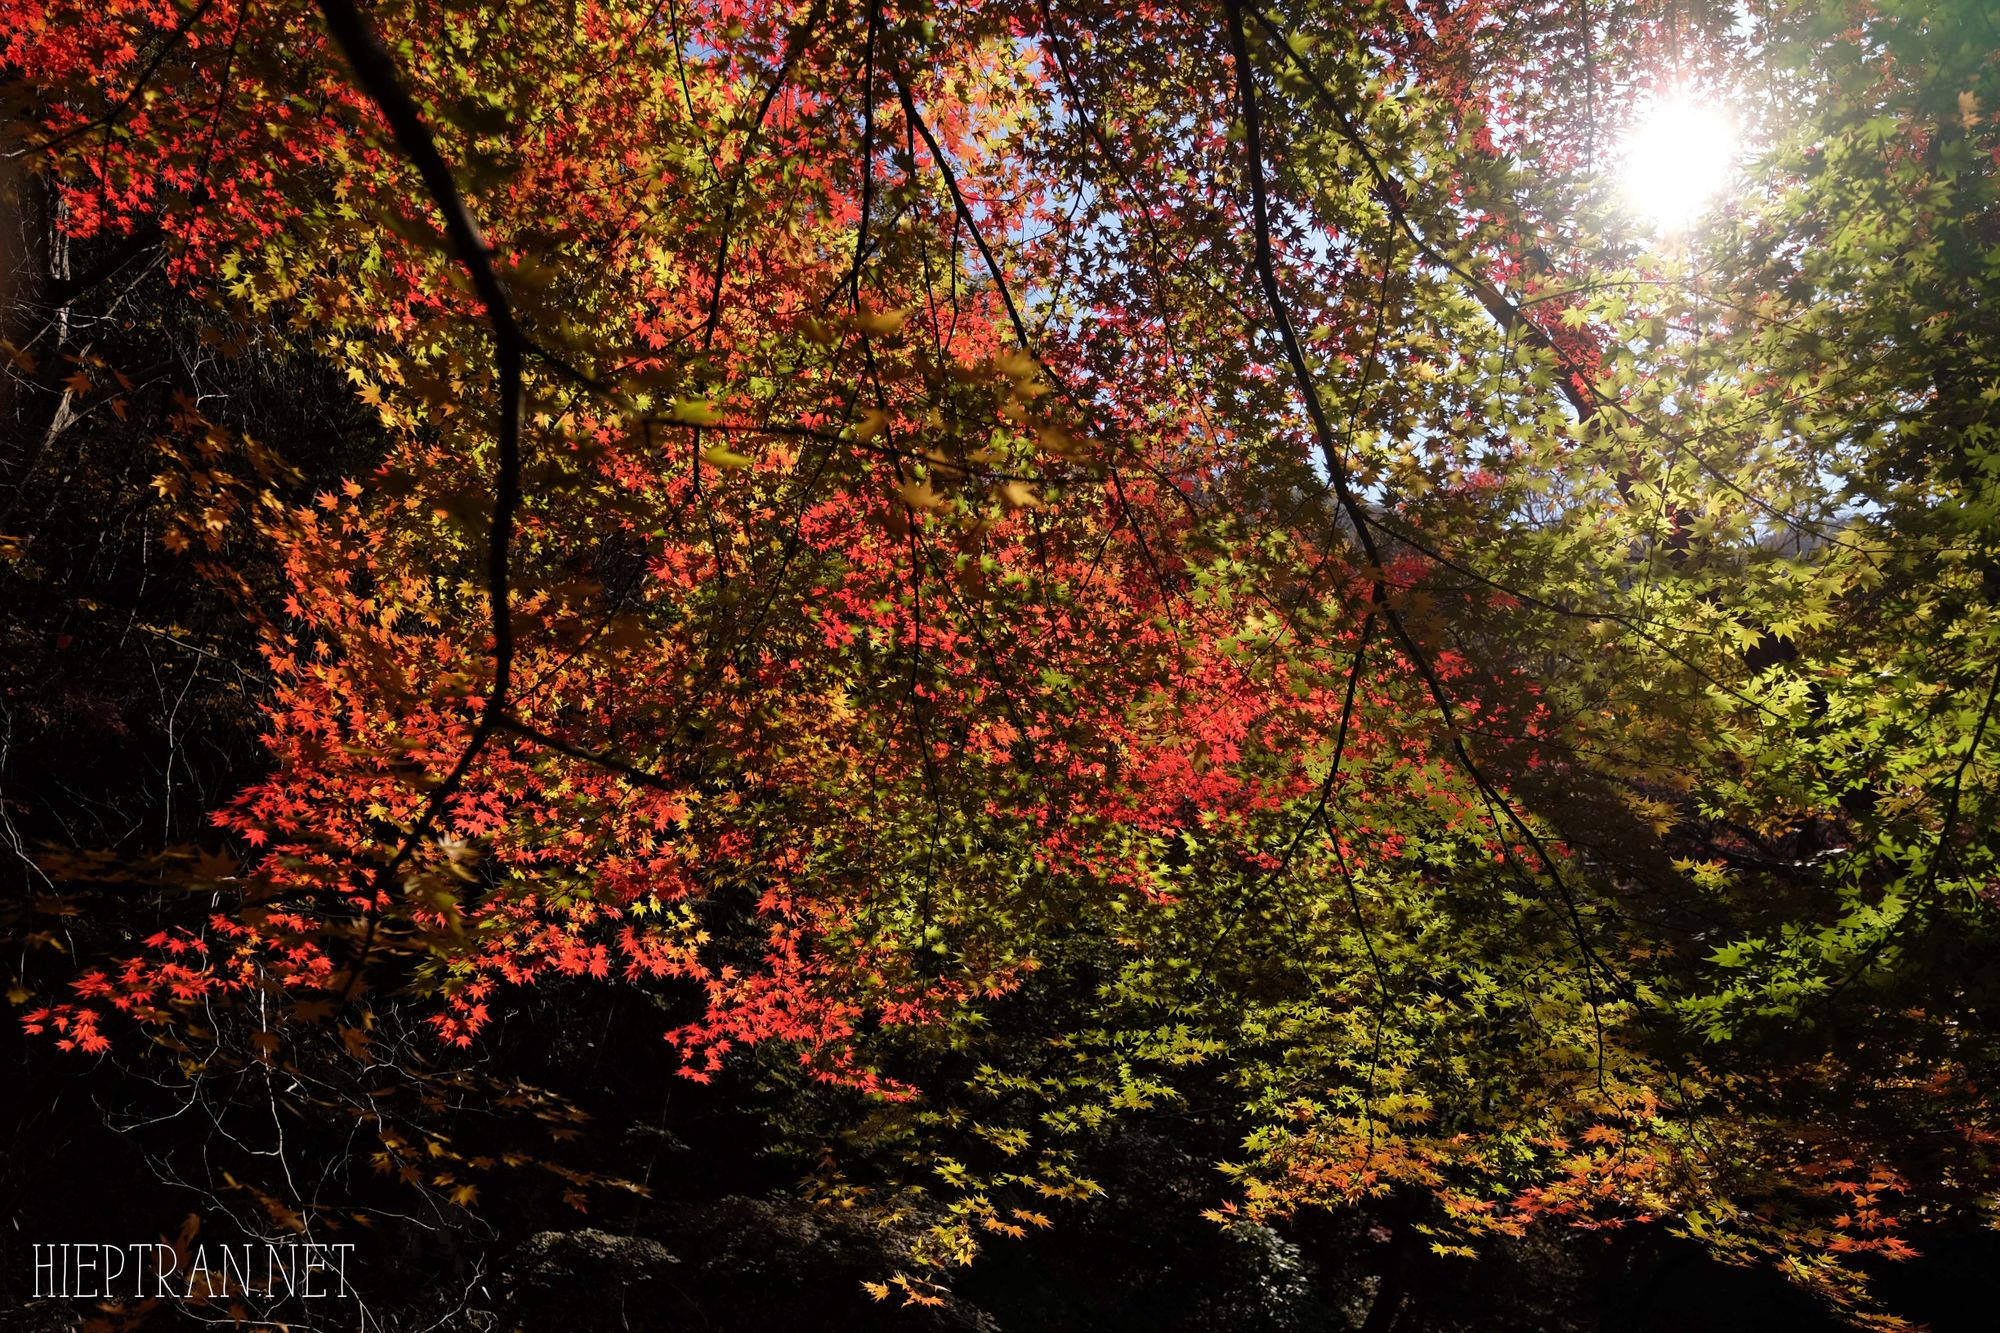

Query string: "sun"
[1619, 94, 1739, 235]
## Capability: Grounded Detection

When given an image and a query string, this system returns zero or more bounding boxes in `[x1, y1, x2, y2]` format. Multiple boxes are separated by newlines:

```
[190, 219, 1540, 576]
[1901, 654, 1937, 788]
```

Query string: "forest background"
[2, 0, 1998, 1328]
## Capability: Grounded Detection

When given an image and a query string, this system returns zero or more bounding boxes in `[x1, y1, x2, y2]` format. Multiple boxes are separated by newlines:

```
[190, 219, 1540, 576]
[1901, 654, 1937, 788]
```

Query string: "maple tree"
[2, 0, 1997, 1326]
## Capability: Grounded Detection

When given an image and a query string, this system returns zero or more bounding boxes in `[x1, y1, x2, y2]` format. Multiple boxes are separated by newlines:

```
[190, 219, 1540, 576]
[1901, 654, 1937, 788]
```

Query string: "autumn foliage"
[4, 0, 1998, 1326]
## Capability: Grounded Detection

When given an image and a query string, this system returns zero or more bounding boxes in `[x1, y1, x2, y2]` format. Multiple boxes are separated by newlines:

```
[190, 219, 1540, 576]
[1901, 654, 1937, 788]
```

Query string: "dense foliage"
[3, 0, 1997, 1326]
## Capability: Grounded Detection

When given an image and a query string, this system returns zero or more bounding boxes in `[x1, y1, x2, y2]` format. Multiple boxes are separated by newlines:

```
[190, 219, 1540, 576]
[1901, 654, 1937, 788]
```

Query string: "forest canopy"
[2, 0, 1998, 1328]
